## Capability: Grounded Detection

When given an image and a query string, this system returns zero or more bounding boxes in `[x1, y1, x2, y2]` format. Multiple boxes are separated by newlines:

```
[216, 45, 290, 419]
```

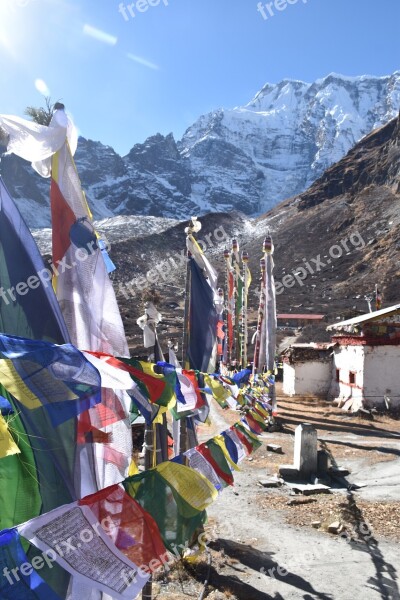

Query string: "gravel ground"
[154, 397, 400, 599]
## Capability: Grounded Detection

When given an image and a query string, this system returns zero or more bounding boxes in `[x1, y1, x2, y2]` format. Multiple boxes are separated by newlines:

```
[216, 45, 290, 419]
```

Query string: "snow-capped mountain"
[181, 72, 400, 215]
[1, 72, 399, 227]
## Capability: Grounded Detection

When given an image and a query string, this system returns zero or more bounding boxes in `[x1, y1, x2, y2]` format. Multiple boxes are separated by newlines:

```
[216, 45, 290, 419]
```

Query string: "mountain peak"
[2, 71, 400, 228]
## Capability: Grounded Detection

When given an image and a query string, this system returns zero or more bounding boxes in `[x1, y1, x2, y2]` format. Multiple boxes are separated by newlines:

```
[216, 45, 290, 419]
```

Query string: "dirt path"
[278, 334, 300, 353]
[154, 398, 400, 599]
[203, 401, 400, 600]
[206, 461, 400, 599]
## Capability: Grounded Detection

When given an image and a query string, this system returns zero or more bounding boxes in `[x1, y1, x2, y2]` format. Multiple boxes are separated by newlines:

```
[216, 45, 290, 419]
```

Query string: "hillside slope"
[98, 113, 400, 352]
[2, 72, 399, 228]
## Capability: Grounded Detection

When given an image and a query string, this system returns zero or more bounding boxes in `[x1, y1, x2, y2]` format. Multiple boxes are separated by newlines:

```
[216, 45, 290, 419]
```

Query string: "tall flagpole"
[224, 248, 232, 367]
[181, 217, 203, 453]
[232, 239, 241, 366]
[141, 302, 157, 600]
[217, 287, 225, 365]
[180, 234, 192, 457]
[242, 250, 249, 367]
[264, 234, 277, 413]
[182, 250, 191, 371]
[253, 256, 266, 376]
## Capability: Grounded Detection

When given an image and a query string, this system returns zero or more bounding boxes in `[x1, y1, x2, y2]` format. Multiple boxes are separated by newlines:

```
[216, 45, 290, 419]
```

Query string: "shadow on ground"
[204, 539, 334, 600]
[343, 492, 400, 599]
[282, 413, 400, 440]
[322, 438, 400, 458]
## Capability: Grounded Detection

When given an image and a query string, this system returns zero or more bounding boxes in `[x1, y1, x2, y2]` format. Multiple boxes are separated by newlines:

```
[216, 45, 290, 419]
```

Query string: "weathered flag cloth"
[18, 502, 149, 599]
[78, 484, 167, 568]
[123, 461, 217, 552]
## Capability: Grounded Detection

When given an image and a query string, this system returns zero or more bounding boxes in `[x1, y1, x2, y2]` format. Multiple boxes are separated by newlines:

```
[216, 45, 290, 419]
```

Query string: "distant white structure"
[282, 343, 335, 398]
[327, 303, 400, 411]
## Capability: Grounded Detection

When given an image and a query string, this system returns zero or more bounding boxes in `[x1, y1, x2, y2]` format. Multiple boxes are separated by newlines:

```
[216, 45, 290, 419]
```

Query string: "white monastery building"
[327, 303, 400, 411]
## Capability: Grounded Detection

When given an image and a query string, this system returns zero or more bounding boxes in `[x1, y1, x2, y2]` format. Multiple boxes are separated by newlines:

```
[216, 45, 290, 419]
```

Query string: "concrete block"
[267, 444, 283, 454]
[258, 478, 283, 488]
[286, 483, 331, 496]
[294, 423, 318, 477]
[279, 464, 301, 480]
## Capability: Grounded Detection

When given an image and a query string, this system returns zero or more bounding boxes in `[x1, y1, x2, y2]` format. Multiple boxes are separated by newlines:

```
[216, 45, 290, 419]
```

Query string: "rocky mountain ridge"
[102, 112, 400, 351]
[1, 71, 399, 228]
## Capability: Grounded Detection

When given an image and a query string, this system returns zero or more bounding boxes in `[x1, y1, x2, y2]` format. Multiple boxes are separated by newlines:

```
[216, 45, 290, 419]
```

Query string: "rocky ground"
[149, 392, 400, 600]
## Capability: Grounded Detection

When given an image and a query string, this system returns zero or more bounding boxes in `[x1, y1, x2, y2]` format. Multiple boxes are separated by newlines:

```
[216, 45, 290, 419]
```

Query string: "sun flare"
[0, 2, 22, 58]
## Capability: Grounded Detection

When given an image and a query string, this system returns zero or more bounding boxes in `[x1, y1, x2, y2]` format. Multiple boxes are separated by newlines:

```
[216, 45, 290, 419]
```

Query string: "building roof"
[289, 343, 336, 350]
[327, 303, 400, 331]
[282, 342, 336, 363]
[277, 314, 325, 320]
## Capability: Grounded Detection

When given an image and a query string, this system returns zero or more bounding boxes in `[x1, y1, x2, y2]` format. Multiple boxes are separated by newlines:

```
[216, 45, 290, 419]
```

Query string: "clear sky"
[0, 0, 399, 155]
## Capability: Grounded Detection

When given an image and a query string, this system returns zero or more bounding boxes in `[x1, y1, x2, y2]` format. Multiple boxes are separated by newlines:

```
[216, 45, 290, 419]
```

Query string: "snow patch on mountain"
[32, 214, 179, 254]
[2, 72, 399, 228]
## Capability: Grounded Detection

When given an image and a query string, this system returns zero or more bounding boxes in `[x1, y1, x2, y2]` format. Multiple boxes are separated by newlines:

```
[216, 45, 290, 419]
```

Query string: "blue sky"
[0, 0, 399, 155]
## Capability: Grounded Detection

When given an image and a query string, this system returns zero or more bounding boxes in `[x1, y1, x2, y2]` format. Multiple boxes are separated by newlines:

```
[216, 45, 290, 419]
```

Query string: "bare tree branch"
[24, 97, 62, 126]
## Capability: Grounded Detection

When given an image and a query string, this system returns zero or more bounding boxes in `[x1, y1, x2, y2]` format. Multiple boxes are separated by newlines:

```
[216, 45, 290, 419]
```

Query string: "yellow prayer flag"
[0, 359, 78, 410]
[0, 360, 41, 410]
[250, 409, 266, 426]
[0, 415, 21, 458]
[128, 459, 139, 477]
[213, 435, 240, 471]
[157, 462, 217, 510]
[204, 375, 230, 406]
[255, 401, 269, 419]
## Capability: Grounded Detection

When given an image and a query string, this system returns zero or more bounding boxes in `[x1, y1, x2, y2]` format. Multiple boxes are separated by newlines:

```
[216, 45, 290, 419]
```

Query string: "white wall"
[283, 361, 331, 397]
[283, 363, 296, 396]
[332, 345, 364, 403]
[363, 345, 400, 408]
[294, 361, 331, 396]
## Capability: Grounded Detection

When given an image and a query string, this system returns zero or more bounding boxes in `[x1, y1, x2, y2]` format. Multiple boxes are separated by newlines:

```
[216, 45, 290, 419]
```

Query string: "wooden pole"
[232, 239, 240, 366]
[142, 416, 154, 600]
[217, 287, 224, 365]
[181, 219, 198, 456]
[141, 582, 153, 600]
[253, 256, 266, 375]
[180, 256, 191, 455]
[242, 251, 249, 367]
[182, 248, 191, 372]
[142, 316, 165, 600]
[264, 235, 275, 406]
[223, 249, 231, 367]
[143, 319, 157, 473]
